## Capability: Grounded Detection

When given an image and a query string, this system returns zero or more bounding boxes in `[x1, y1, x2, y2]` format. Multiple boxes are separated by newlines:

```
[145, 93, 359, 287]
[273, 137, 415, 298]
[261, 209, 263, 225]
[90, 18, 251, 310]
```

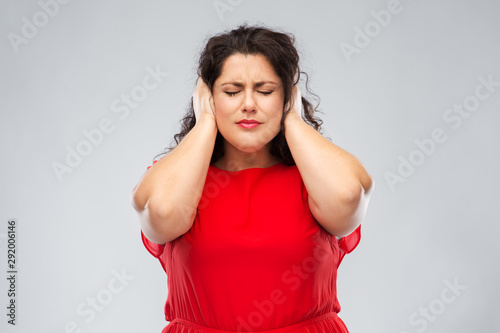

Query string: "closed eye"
[224, 91, 274, 96]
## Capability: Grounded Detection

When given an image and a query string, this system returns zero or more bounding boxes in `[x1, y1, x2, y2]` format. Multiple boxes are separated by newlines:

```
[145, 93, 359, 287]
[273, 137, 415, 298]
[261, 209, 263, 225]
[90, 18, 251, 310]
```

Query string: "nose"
[242, 89, 256, 112]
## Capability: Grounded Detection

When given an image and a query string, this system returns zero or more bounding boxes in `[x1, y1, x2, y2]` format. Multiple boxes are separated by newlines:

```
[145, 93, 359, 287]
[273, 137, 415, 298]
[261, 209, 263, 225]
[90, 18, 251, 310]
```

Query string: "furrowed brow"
[221, 81, 278, 88]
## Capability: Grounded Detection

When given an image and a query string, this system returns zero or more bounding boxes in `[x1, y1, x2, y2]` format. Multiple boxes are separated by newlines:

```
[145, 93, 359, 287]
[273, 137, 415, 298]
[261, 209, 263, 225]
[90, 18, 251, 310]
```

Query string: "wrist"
[196, 113, 218, 131]
[284, 110, 303, 124]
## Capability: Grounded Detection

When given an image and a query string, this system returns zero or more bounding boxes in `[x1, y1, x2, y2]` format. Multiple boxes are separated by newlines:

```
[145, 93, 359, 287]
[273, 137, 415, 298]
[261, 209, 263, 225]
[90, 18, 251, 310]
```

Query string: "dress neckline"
[209, 161, 284, 173]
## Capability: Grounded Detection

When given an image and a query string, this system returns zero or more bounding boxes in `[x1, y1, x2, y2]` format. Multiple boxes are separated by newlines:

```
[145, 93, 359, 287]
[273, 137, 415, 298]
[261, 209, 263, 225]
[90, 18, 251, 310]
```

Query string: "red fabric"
[141, 161, 361, 332]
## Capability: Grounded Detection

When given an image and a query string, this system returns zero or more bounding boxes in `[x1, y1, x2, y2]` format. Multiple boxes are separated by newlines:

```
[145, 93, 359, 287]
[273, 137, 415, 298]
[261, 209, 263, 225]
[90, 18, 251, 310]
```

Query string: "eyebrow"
[220, 81, 279, 88]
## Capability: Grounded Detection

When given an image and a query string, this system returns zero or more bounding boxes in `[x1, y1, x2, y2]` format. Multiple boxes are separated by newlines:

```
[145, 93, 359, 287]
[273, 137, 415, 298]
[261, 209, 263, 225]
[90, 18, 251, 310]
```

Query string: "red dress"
[141, 160, 361, 332]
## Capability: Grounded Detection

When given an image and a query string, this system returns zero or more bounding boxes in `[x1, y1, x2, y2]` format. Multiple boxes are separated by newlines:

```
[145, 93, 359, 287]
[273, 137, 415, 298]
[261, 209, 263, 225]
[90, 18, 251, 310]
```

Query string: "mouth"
[236, 119, 261, 129]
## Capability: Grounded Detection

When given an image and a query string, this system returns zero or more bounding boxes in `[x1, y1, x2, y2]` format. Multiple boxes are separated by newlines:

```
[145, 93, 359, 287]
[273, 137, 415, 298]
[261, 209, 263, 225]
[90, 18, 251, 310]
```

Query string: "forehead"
[217, 53, 281, 83]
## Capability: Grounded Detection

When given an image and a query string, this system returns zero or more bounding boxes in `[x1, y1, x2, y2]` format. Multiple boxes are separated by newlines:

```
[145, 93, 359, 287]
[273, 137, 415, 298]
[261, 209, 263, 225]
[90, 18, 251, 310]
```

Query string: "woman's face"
[212, 53, 285, 154]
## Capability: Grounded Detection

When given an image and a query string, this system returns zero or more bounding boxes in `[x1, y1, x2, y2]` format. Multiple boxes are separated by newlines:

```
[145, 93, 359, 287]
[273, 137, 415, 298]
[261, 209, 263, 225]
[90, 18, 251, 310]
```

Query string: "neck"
[213, 142, 282, 172]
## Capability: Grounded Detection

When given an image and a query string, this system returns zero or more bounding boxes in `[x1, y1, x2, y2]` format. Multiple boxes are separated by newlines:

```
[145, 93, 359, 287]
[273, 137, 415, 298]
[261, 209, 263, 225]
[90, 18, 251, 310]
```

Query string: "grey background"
[1, 0, 499, 332]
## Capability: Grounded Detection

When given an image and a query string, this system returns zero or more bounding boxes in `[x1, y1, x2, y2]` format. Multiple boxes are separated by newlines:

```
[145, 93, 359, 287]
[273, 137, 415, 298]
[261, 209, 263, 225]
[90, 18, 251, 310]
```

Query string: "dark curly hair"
[154, 23, 324, 166]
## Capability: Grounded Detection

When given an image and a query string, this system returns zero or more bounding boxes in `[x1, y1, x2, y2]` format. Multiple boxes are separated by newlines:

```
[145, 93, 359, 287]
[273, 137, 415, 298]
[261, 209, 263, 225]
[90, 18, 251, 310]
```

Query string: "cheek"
[270, 95, 285, 114]
[213, 96, 237, 117]
[270, 113, 284, 132]
[269, 99, 285, 120]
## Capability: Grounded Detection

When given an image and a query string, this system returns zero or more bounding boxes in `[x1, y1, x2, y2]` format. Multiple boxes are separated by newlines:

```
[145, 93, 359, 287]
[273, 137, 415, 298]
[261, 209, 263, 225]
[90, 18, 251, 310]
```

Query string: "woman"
[132, 24, 374, 332]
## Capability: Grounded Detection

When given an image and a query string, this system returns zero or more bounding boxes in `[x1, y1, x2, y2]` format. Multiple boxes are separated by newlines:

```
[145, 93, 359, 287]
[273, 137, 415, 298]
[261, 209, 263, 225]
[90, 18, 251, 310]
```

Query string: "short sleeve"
[141, 229, 165, 259]
[337, 224, 361, 267]
[299, 173, 361, 267]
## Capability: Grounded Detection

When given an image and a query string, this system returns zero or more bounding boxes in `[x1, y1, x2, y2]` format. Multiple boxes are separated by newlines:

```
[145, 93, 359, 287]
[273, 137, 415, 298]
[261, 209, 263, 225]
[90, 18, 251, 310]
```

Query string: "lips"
[237, 119, 261, 129]
[236, 119, 261, 124]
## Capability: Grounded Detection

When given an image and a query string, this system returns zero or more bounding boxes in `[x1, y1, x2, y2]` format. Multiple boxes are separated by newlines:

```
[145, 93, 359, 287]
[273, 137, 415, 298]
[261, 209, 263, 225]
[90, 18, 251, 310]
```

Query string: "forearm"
[132, 114, 218, 230]
[284, 112, 373, 214]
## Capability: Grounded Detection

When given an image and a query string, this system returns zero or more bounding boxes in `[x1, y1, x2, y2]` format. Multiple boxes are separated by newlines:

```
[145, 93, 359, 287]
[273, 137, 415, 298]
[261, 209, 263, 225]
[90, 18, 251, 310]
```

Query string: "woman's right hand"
[193, 77, 216, 125]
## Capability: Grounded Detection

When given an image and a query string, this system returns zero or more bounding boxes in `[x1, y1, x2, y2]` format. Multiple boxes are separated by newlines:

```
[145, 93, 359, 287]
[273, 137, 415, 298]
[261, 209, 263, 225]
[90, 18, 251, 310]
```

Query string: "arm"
[284, 85, 374, 238]
[131, 79, 218, 244]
